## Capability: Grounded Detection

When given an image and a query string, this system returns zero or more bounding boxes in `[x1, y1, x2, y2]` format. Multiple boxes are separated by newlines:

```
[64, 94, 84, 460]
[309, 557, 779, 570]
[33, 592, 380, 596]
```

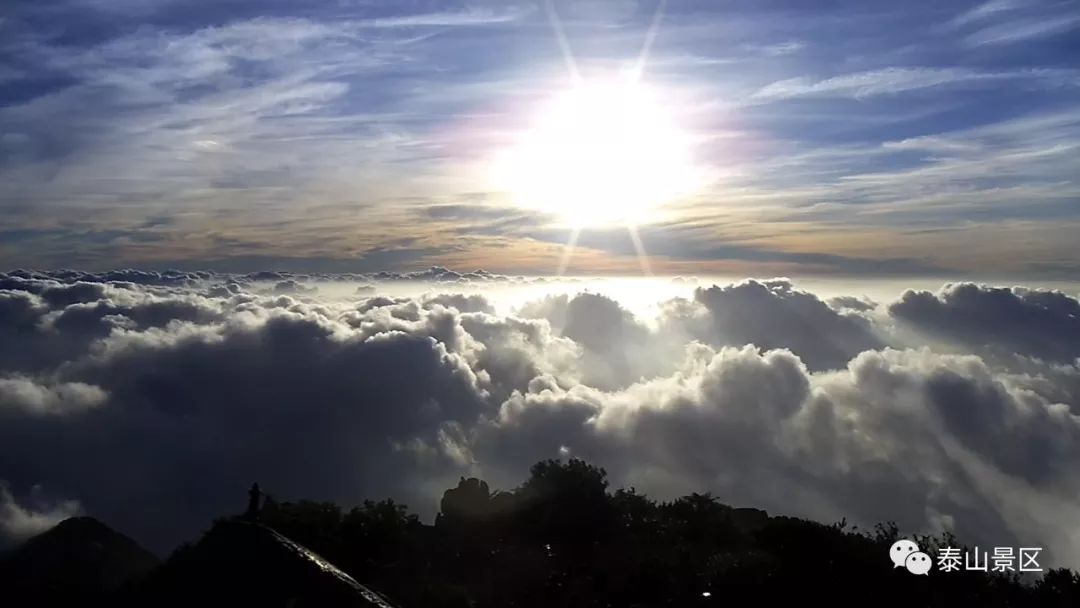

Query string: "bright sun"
[492, 77, 702, 227]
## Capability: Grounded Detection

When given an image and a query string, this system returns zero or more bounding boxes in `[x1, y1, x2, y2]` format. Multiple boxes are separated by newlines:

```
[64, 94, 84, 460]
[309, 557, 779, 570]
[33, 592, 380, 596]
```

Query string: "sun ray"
[544, 0, 580, 84]
[628, 224, 653, 276]
[626, 1, 665, 277]
[631, 0, 667, 83]
[557, 226, 581, 276]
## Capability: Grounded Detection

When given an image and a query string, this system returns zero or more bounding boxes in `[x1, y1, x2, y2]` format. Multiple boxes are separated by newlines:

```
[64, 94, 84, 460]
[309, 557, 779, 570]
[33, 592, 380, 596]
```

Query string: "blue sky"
[1, 0, 1078, 276]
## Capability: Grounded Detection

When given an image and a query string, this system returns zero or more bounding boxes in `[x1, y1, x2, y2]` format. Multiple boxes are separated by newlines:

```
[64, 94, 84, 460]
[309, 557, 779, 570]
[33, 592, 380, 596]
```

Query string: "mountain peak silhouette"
[0, 516, 160, 603]
[146, 519, 397, 607]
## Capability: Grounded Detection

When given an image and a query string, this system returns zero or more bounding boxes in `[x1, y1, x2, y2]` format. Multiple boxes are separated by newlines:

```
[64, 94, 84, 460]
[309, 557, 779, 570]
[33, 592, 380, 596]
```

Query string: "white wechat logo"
[890, 539, 931, 575]
[906, 551, 932, 575]
[890, 539, 918, 568]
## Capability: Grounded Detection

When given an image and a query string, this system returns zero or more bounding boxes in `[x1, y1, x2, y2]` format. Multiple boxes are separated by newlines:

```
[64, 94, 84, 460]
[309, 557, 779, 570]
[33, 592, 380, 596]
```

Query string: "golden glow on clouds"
[489, 77, 706, 227]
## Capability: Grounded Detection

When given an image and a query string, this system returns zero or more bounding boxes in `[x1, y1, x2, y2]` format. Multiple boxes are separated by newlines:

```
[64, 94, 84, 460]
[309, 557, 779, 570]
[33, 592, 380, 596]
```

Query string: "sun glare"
[492, 77, 702, 227]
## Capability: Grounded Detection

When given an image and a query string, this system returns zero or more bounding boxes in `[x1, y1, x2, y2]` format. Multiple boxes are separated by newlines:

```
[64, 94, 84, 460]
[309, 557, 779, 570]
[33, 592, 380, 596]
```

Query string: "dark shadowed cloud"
[890, 282, 1080, 363]
[662, 279, 885, 371]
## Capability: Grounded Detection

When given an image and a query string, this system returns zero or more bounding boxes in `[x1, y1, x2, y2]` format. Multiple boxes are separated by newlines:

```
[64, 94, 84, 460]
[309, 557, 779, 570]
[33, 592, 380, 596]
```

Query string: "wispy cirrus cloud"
[965, 13, 1080, 46]
[367, 6, 534, 28]
[951, 0, 1029, 27]
[948, 0, 1080, 46]
[751, 66, 1078, 101]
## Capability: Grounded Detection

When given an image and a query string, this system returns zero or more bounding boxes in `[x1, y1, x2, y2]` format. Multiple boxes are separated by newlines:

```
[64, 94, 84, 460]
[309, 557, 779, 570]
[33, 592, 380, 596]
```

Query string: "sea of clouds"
[1, 267, 1078, 566]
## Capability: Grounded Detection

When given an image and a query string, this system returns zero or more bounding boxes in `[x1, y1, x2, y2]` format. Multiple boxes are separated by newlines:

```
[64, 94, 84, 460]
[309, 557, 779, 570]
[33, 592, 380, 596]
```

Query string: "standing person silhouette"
[246, 482, 262, 521]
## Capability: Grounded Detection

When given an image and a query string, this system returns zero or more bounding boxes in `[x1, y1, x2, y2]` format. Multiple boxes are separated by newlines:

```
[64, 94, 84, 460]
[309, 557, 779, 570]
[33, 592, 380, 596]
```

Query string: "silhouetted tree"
[516, 458, 613, 549]
[341, 499, 420, 570]
[438, 477, 493, 525]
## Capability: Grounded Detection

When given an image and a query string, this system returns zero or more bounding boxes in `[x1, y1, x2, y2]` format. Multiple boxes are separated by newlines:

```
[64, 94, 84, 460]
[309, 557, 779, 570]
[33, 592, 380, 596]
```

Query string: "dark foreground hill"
[3, 459, 1079, 607]
[1, 517, 396, 608]
[141, 519, 397, 607]
[0, 516, 159, 605]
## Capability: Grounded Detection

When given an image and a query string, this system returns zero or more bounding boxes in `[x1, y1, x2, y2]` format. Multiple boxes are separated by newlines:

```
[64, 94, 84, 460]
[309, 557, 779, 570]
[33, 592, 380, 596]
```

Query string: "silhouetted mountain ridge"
[3, 460, 1079, 607]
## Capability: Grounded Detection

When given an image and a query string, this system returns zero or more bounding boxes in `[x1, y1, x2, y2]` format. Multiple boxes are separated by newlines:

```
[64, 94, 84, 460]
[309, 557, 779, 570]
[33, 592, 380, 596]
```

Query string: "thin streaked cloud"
[965, 13, 1080, 45]
[751, 67, 1078, 101]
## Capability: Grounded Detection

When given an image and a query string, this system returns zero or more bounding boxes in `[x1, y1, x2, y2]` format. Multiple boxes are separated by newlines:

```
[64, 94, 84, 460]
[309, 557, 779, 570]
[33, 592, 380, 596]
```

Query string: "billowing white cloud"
[0, 375, 107, 415]
[0, 484, 82, 546]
